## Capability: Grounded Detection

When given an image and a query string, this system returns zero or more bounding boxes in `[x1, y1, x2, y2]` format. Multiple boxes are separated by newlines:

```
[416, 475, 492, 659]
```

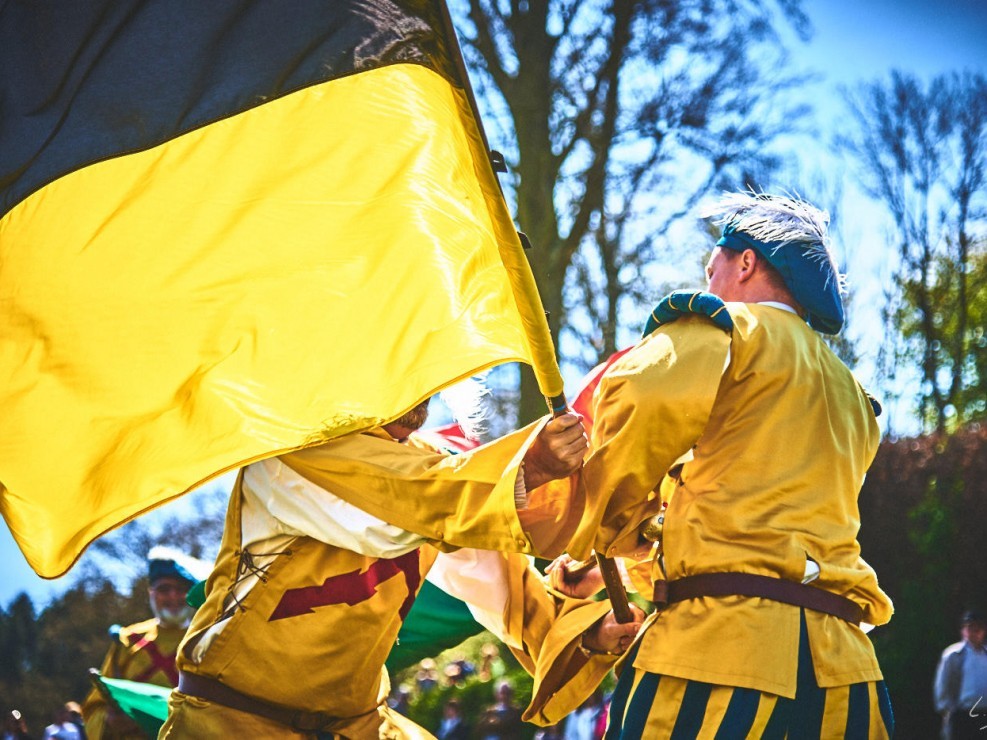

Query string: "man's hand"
[582, 605, 646, 655]
[523, 413, 588, 489]
[545, 553, 604, 599]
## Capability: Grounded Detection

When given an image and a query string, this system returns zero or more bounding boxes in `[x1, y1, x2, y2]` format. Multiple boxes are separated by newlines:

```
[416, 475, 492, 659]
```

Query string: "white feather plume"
[701, 189, 847, 294]
[438, 375, 490, 441]
[147, 545, 211, 581]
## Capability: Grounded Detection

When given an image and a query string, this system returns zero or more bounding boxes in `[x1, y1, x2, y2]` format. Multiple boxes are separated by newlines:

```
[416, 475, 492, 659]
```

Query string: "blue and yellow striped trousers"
[605, 612, 894, 739]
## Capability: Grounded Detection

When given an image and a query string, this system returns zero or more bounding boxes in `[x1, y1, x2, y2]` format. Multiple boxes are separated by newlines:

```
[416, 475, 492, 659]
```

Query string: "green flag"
[385, 579, 482, 673]
[89, 671, 170, 738]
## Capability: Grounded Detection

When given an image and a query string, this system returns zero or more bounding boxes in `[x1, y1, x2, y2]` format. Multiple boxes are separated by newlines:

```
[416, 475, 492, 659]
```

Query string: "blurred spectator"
[593, 697, 610, 739]
[563, 690, 604, 740]
[42, 704, 82, 740]
[436, 697, 469, 740]
[82, 546, 208, 739]
[387, 686, 411, 716]
[533, 724, 564, 740]
[415, 658, 439, 693]
[477, 643, 505, 683]
[443, 662, 466, 687]
[63, 705, 85, 740]
[443, 653, 475, 687]
[3, 710, 31, 740]
[934, 608, 987, 740]
[477, 681, 523, 740]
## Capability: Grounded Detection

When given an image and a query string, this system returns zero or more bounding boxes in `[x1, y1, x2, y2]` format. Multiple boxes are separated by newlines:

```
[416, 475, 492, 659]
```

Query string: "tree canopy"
[842, 71, 987, 433]
[452, 0, 812, 420]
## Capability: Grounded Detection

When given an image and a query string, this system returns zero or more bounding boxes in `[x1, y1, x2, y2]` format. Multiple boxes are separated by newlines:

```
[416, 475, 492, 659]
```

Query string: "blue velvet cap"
[148, 547, 198, 587]
[717, 224, 845, 334]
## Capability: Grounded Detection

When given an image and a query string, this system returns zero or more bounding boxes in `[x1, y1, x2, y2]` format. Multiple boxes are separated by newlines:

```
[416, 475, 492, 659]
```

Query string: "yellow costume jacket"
[569, 303, 893, 699]
[175, 425, 610, 736]
[83, 618, 185, 739]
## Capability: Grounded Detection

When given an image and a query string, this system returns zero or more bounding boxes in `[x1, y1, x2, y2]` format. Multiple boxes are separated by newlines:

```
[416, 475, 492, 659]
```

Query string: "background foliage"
[859, 424, 987, 739]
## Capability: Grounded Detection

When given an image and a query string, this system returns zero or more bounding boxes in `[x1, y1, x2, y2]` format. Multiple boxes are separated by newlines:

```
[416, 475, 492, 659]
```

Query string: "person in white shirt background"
[935, 609, 987, 739]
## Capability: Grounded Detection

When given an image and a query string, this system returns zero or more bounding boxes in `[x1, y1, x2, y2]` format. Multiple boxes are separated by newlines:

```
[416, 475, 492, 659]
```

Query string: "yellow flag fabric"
[0, 2, 561, 577]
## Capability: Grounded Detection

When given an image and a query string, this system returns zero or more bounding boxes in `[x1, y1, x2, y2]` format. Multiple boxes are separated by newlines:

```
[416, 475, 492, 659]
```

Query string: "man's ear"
[737, 248, 758, 283]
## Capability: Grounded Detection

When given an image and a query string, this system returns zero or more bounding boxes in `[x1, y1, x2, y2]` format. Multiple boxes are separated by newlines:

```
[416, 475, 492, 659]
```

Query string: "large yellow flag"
[0, 0, 562, 577]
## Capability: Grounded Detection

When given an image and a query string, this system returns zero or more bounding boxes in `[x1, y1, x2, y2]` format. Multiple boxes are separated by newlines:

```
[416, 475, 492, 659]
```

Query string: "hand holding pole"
[547, 396, 634, 624]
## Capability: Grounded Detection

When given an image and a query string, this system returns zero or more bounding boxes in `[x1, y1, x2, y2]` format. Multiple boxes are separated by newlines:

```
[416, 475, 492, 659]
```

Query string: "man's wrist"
[578, 631, 617, 657]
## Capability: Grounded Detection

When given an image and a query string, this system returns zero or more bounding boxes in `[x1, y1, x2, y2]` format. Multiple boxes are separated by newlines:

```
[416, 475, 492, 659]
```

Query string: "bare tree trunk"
[458, 0, 809, 422]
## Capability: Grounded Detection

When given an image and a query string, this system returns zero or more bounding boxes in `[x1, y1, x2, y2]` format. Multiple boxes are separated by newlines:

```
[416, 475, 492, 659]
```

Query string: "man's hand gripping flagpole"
[546, 403, 635, 625]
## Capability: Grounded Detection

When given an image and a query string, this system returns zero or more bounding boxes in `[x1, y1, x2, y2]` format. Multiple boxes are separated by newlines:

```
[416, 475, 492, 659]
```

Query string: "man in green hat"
[83, 547, 208, 739]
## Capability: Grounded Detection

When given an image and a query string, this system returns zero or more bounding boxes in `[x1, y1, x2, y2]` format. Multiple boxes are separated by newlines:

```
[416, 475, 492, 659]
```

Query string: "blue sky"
[2, 0, 987, 607]
[808, 0, 987, 83]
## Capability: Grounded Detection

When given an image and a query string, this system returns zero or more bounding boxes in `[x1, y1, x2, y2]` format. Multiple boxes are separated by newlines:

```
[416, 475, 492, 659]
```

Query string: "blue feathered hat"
[147, 545, 209, 588]
[704, 191, 846, 334]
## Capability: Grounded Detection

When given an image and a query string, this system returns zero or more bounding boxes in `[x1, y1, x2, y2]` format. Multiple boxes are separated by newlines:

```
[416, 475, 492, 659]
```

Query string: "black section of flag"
[0, 0, 458, 219]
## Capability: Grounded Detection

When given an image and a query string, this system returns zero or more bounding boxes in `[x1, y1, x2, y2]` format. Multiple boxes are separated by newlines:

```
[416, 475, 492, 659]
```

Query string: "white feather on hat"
[701, 190, 846, 294]
[437, 374, 490, 441]
[147, 545, 211, 582]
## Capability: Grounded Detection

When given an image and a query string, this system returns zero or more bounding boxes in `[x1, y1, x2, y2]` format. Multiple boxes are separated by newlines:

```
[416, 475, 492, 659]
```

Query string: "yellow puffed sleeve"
[568, 318, 731, 560]
[280, 420, 578, 558]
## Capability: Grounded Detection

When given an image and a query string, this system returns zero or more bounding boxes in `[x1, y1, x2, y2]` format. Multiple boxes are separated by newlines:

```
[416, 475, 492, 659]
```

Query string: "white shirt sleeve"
[242, 458, 427, 557]
[427, 549, 521, 648]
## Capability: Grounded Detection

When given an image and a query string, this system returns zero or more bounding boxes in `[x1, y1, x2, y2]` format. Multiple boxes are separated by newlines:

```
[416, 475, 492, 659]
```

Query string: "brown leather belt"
[652, 572, 864, 625]
[177, 671, 340, 733]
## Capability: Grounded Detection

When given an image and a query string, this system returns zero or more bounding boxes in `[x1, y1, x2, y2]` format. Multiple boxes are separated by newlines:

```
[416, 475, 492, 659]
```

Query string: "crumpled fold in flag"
[0, 0, 561, 577]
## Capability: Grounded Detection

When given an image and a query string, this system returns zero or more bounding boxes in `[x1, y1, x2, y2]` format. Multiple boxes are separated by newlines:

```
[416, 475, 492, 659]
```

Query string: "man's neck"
[759, 300, 797, 314]
[722, 278, 802, 315]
